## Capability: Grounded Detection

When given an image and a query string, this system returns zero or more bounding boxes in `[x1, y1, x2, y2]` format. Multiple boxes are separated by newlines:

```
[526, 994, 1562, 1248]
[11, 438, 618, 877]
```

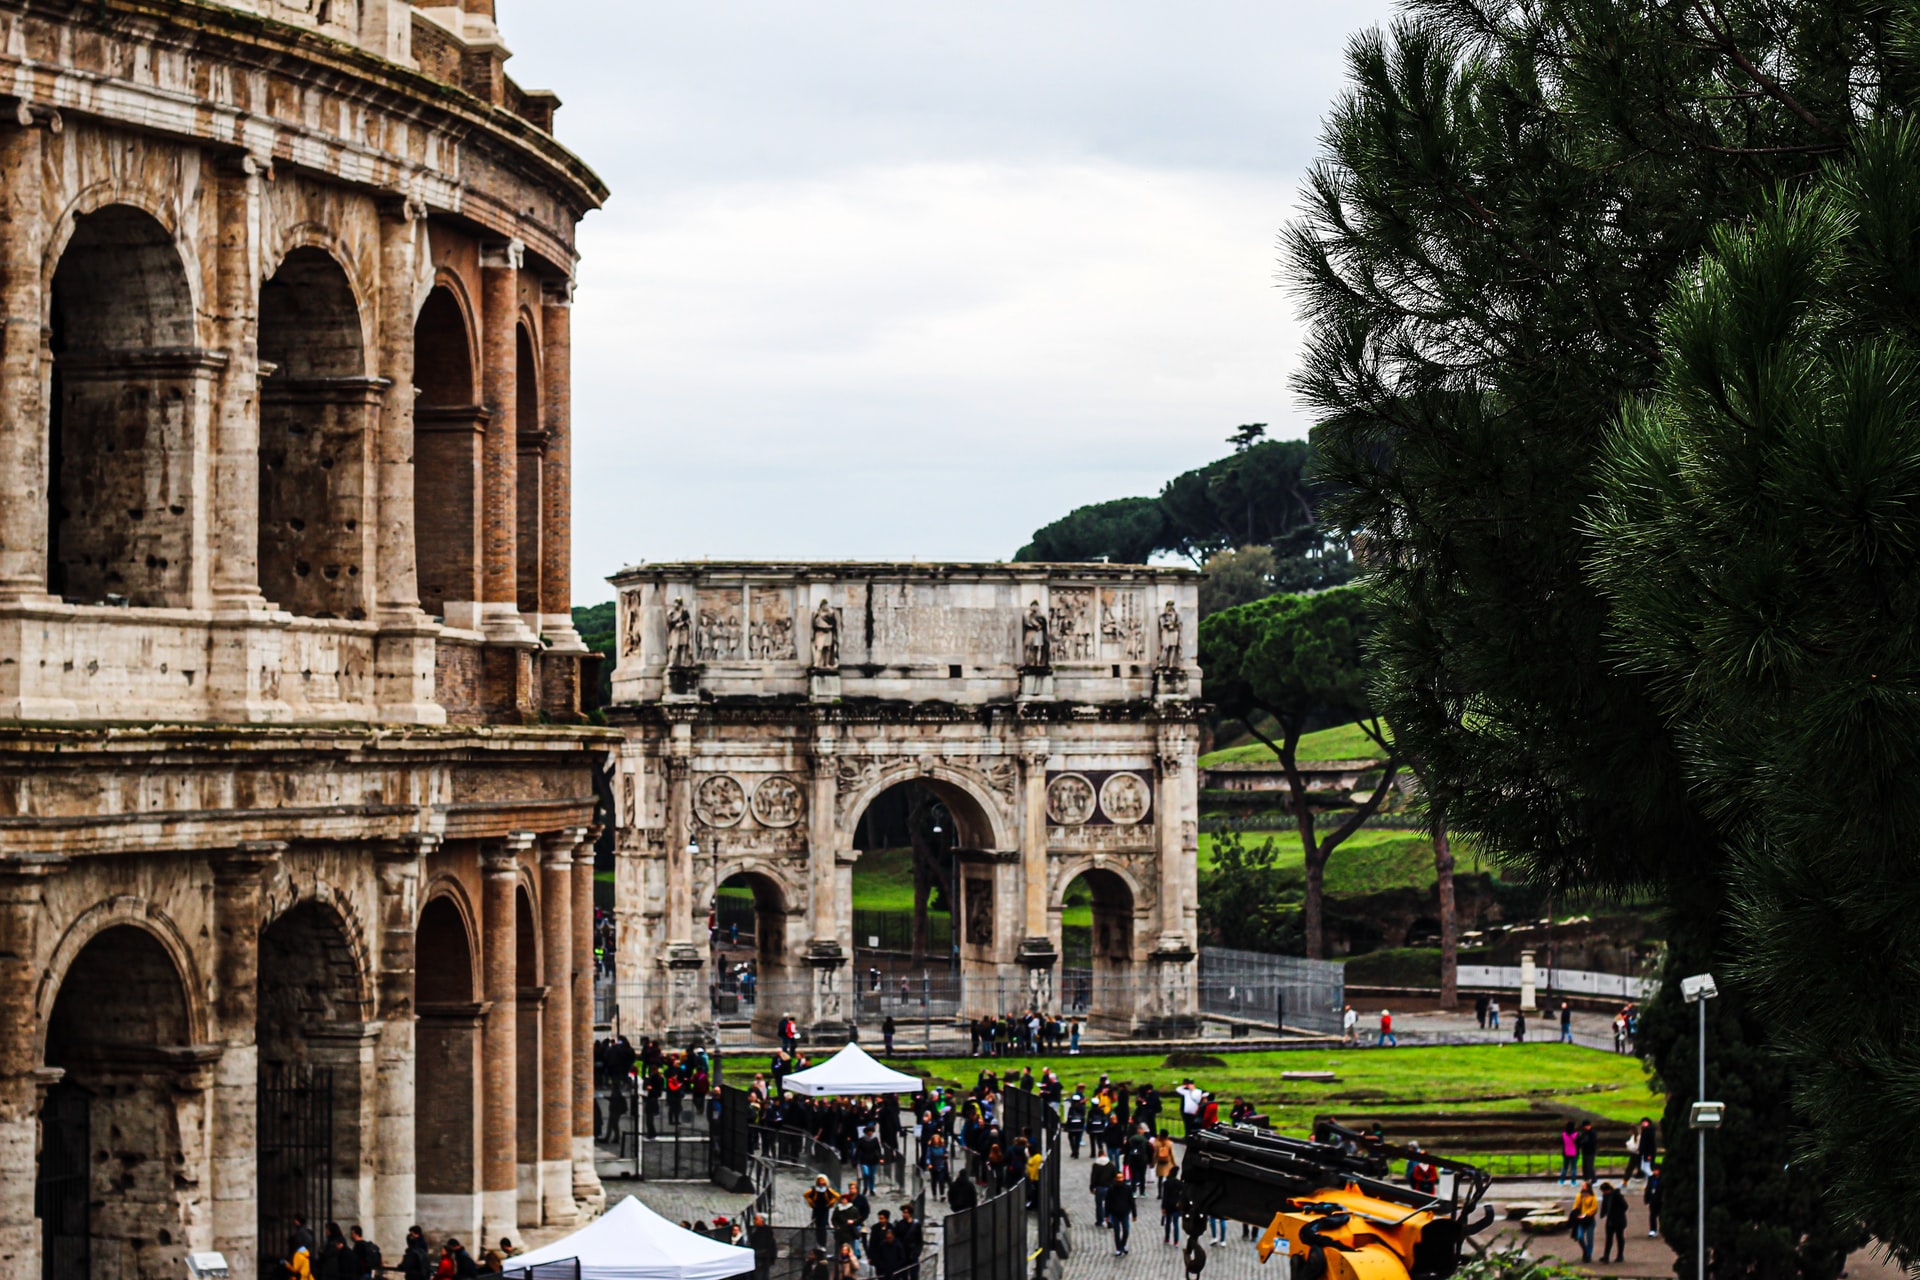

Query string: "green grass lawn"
[883, 1043, 1661, 1134]
[1201, 721, 1388, 768]
[1195, 827, 1470, 894]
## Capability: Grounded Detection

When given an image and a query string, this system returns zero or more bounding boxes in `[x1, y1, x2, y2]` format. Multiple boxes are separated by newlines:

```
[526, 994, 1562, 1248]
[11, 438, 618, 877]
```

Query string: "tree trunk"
[1434, 818, 1457, 1009]
[910, 838, 930, 964]
[1303, 846, 1328, 960]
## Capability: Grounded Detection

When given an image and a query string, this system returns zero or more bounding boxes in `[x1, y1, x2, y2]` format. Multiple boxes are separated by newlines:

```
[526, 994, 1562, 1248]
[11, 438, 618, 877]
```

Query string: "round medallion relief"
[1046, 773, 1097, 825]
[751, 776, 806, 828]
[1099, 771, 1152, 825]
[693, 775, 746, 827]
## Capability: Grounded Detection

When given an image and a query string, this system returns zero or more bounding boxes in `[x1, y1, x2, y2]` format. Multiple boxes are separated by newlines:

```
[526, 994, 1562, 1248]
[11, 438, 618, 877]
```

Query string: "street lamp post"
[1681, 973, 1723, 1280]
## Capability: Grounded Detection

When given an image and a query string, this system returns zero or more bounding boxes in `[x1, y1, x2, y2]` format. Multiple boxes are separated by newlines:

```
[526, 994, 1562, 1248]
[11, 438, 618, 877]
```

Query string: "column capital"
[482, 831, 537, 873]
[373, 832, 442, 861]
[541, 278, 575, 307]
[211, 841, 286, 883]
[540, 826, 589, 867]
[6, 98, 61, 132]
[480, 239, 526, 271]
[377, 191, 429, 224]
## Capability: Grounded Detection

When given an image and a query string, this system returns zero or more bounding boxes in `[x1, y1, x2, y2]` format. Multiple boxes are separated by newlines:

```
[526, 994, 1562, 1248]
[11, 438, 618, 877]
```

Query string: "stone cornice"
[0, 0, 607, 264]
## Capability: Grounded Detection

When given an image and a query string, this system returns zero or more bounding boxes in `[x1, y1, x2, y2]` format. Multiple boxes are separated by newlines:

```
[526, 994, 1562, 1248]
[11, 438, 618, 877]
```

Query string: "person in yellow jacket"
[1570, 1181, 1599, 1262]
[282, 1245, 313, 1280]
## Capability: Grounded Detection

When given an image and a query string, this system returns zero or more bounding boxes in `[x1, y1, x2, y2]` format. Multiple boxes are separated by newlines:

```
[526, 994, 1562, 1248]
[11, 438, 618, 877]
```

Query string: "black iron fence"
[851, 908, 954, 954]
[621, 1100, 713, 1180]
[258, 1064, 334, 1276]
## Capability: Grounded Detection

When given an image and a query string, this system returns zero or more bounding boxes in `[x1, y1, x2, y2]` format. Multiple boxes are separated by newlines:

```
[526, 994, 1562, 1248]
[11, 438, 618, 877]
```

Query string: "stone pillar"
[570, 827, 605, 1211]
[0, 857, 64, 1280]
[373, 835, 434, 1249]
[0, 108, 54, 604]
[1017, 740, 1058, 1011]
[537, 283, 583, 652]
[538, 829, 581, 1225]
[209, 156, 267, 611]
[373, 197, 443, 723]
[481, 833, 532, 1245]
[660, 716, 706, 1041]
[478, 241, 534, 644]
[803, 720, 847, 1035]
[210, 844, 283, 1280]
[1148, 726, 1198, 1035]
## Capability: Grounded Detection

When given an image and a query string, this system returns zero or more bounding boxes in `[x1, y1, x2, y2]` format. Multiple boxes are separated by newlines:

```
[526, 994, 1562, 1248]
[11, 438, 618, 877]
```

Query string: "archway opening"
[414, 894, 481, 1241]
[413, 287, 483, 618]
[41, 924, 195, 1280]
[47, 205, 200, 607]
[258, 247, 371, 619]
[712, 870, 790, 1038]
[514, 887, 540, 1219]
[851, 781, 957, 971]
[1058, 869, 1137, 1031]
[257, 902, 371, 1272]
[513, 325, 543, 617]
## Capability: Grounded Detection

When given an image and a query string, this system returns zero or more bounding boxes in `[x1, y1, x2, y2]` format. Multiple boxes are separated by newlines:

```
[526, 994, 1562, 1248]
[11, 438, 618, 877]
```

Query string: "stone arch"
[1054, 864, 1142, 1032]
[257, 895, 378, 1253]
[42, 182, 202, 323]
[413, 279, 484, 617]
[712, 864, 797, 1038]
[840, 760, 1016, 853]
[36, 897, 210, 1052]
[514, 321, 544, 616]
[40, 919, 203, 1280]
[414, 890, 481, 1241]
[258, 243, 376, 619]
[45, 202, 210, 608]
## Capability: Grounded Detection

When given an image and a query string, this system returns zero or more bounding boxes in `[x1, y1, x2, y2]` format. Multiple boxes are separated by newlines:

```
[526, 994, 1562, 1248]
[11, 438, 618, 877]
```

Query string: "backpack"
[357, 1242, 383, 1277]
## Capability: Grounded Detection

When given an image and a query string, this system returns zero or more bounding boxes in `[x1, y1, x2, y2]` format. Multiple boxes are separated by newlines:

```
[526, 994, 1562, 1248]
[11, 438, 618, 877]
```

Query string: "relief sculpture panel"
[1046, 773, 1096, 825]
[751, 776, 806, 828]
[694, 775, 746, 827]
[696, 592, 744, 662]
[1049, 588, 1095, 662]
[749, 588, 796, 661]
[1099, 588, 1147, 661]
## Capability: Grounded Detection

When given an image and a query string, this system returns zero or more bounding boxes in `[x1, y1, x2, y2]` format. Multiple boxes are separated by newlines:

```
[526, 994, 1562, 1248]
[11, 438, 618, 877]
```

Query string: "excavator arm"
[1176, 1122, 1495, 1280]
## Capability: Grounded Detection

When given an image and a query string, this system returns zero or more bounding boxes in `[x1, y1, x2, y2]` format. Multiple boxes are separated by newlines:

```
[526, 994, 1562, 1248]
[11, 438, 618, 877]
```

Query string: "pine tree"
[1291, 2, 1916, 1271]
[1590, 124, 1920, 1259]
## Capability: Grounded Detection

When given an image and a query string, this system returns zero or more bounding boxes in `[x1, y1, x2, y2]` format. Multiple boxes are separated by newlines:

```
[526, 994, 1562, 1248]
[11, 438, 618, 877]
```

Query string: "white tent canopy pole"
[780, 1042, 924, 1097]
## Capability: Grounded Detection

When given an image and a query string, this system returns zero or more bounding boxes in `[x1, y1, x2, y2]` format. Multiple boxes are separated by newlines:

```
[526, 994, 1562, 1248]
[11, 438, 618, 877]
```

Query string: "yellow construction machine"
[1176, 1121, 1495, 1280]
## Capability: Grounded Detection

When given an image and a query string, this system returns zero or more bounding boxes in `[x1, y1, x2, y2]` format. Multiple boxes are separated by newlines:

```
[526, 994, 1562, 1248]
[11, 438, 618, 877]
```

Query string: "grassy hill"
[1201, 719, 1387, 767]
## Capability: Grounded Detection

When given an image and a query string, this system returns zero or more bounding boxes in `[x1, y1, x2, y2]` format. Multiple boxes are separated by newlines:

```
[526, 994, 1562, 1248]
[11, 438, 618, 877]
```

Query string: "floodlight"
[187, 1253, 230, 1280]
[1680, 973, 1718, 1003]
[1689, 1101, 1725, 1130]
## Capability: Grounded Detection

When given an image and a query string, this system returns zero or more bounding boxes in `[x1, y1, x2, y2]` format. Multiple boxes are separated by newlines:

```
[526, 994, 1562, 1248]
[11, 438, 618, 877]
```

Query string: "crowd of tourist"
[274, 1217, 537, 1280]
[592, 1034, 714, 1139]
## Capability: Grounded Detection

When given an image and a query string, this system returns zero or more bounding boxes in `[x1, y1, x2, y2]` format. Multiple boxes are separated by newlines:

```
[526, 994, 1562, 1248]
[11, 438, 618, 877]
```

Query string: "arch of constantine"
[606, 562, 1205, 1042]
[0, 3, 613, 1280]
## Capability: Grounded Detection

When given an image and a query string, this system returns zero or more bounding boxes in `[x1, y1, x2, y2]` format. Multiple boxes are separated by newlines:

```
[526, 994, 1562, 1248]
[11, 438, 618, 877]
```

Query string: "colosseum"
[0, 3, 611, 1279]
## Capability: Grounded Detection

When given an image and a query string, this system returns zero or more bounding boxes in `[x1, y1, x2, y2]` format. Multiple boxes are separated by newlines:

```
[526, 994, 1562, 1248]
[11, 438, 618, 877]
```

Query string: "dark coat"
[947, 1174, 978, 1212]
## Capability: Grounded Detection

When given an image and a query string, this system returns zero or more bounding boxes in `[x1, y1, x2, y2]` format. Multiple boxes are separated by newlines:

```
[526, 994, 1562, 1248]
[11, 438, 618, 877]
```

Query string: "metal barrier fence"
[1198, 946, 1345, 1034]
[852, 908, 954, 954]
[1456, 964, 1655, 1000]
[619, 1100, 713, 1180]
[501, 1261, 582, 1280]
[942, 1174, 1026, 1280]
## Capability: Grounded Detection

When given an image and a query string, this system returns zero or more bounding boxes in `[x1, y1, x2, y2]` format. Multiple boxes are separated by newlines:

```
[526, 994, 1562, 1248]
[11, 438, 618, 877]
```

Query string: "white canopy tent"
[780, 1042, 923, 1097]
[502, 1195, 754, 1280]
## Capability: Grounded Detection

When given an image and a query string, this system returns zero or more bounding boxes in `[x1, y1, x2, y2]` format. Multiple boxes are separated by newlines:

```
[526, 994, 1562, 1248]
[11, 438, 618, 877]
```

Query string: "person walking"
[1644, 1164, 1663, 1237]
[1342, 1004, 1358, 1046]
[1578, 1120, 1598, 1182]
[805, 1175, 839, 1248]
[926, 1133, 951, 1199]
[882, 1016, 896, 1056]
[1513, 1011, 1527, 1042]
[1600, 1182, 1630, 1263]
[1559, 1000, 1574, 1044]
[1474, 994, 1489, 1029]
[1089, 1153, 1115, 1227]
[1378, 1009, 1397, 1048]
[1064, 1089, 1087, 1158]
[1153, 1130, 1176, 1186]
[1488, 997, 1501, 1030]
[1159, 1165, 1184, 1243]
[400, 1228, 431, 1280]
[1106, 1174, 1136, 1256]
[1570, 1181, 1598, 1262]
[1636, 1117, 1658, 1181]
[1559, 1121, 1579, 1185]
[349, 1227, 381, 1280]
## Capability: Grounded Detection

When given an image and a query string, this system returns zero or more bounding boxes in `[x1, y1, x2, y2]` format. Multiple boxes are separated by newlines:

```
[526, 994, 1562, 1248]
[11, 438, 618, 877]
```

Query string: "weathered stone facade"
[0, 3, 612, 1279]
[606, 563, 1204, 1042]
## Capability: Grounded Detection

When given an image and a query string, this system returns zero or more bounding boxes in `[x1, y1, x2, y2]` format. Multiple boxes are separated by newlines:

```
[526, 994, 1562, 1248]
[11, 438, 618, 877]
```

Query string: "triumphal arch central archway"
[606, 562, 1204, 1041]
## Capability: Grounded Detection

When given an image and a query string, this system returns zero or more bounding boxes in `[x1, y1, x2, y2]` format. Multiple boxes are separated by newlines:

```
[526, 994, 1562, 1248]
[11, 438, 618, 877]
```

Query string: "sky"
[493, 1, 1401, 604]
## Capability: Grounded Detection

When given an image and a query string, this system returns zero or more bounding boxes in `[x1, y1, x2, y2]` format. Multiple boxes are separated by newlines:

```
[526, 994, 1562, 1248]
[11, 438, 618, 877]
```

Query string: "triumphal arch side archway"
[605, 562, 1204, 1041]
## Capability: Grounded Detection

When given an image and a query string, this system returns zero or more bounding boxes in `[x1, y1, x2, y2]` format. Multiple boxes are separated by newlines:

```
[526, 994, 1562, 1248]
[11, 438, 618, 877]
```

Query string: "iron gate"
[36, 1080, 89, 1280]
[258, 1065, 334, 1275]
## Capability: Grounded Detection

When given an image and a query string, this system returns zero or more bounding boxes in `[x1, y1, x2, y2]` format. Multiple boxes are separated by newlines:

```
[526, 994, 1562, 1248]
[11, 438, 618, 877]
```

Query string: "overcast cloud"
[493, 1, 1399, 602]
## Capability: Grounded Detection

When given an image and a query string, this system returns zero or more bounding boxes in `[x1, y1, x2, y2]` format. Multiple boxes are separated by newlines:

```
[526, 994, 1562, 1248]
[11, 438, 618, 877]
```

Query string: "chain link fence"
[1197, 946, 1344, 1035]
